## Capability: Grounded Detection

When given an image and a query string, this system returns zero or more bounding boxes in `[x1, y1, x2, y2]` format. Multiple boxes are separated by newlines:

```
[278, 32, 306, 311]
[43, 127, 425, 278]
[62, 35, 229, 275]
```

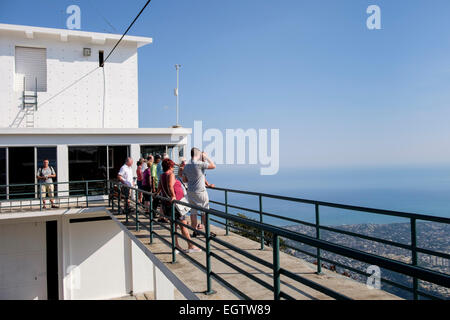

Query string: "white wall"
[0, 221, 47, 300]
[0, 34, 140, 129]
[62, 215, 155, 300]
[0, 210, 163, 300]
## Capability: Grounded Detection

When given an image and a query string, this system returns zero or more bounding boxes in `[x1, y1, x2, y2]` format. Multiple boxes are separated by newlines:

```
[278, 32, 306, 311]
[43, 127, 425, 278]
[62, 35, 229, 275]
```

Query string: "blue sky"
[2, 0, 450, 169]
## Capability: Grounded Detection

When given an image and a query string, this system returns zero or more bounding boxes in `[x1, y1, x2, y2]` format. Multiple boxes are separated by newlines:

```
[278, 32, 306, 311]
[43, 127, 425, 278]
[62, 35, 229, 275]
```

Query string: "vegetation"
[229, 213, 287, 250]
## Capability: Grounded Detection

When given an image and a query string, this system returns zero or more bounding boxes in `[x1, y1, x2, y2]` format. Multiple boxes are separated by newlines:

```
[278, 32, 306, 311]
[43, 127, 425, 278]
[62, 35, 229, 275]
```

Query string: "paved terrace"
[107, 208, 400, 300]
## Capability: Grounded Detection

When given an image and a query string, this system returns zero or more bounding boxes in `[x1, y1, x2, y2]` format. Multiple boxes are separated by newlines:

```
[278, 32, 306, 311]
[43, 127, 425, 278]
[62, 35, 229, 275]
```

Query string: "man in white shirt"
[118, 157, 135, 187]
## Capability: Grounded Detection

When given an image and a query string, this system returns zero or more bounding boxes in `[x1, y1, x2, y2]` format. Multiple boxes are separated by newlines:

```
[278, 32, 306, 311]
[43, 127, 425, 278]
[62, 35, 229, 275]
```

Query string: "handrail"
[207, 186, 450, 300]
[208, 186, 450, 224]
[109, 181, 450, 300]
[0, 180, 108, 211]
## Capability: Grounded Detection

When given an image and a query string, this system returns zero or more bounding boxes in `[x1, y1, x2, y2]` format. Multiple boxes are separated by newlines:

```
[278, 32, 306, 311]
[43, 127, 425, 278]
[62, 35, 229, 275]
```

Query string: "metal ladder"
[22, 77, 38, 128]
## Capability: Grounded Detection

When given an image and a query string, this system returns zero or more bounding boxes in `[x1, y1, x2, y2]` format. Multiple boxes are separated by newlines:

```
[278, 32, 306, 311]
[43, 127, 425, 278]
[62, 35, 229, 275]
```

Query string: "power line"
[103, 0, 152, 64]
[38, 0, 152, 108]
[39, 67, 100, 108]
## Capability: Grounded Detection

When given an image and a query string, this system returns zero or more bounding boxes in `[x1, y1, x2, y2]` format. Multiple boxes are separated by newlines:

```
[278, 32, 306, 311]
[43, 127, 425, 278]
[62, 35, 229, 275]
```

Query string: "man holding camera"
[182, 148, 216, 237]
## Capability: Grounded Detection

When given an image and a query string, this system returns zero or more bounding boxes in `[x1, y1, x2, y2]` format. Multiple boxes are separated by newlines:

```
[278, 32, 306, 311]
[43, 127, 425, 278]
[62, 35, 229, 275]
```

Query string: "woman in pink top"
[136, 160, 144, 203]
[158, 158, 200, 253]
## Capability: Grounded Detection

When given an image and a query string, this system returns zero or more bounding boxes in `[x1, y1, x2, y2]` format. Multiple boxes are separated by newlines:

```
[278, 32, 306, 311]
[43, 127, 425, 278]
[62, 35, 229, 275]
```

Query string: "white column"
[57, 145, 69, 195]
[129, 144, 140, 178]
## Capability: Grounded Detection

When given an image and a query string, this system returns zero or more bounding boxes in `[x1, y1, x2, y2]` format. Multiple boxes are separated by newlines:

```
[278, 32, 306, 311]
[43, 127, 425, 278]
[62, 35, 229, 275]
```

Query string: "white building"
[0, 23, 192, 300]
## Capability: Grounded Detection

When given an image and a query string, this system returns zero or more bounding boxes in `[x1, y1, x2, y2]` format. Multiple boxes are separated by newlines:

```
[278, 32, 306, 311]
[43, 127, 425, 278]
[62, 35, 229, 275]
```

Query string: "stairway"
[22, 77, 38, 128]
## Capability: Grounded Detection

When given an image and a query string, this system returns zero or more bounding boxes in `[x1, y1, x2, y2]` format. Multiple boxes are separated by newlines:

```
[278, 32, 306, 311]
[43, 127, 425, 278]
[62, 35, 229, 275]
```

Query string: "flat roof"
[0, 23, 153, 48]
[0, 127, 192, 135]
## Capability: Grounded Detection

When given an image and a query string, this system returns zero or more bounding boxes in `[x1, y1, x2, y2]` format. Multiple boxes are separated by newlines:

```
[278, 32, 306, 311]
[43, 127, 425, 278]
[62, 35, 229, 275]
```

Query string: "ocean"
[204, 165, 450, 226]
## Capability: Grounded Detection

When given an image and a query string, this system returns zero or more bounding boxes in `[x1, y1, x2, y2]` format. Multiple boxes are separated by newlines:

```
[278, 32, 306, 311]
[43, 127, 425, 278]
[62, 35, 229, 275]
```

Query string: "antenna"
[174, 64, 181, 127]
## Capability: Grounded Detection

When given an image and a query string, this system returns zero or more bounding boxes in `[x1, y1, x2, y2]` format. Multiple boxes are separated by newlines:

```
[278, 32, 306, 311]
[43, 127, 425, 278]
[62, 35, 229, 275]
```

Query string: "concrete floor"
[112, 209, 401, 300]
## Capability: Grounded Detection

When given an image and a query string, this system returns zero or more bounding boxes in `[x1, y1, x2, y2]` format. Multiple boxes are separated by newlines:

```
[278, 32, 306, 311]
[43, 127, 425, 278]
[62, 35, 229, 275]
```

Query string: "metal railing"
[108, 181, 450, 300]
[0, 180, 108, 211]
[207, 186, 450, 300]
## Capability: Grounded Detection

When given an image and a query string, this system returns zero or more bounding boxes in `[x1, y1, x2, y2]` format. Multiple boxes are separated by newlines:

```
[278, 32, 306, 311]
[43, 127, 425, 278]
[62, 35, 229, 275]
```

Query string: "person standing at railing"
[118, 157, 134, 187]
[136, 160, 144, 203]
[142, 159, 153, 213]
[118, 157, 135, 208]
[158, 158, 201, 253]
[152, 155, 167, 222]
[183, 148, 216, 238]
[37, 159, 58, 209]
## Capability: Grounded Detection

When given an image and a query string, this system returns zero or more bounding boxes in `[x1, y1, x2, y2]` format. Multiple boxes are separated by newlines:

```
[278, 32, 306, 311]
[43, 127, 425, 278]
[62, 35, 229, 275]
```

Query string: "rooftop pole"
[174, 64, 181, 127]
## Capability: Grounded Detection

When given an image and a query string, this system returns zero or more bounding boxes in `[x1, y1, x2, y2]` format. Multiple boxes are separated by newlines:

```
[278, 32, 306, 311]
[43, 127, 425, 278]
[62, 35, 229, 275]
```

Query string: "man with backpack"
[36, 159, 57, 209]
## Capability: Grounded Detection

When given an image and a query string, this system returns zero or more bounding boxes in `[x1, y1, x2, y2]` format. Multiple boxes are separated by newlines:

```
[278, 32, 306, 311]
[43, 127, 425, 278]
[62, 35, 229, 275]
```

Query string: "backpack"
[38, 166, 55, 178]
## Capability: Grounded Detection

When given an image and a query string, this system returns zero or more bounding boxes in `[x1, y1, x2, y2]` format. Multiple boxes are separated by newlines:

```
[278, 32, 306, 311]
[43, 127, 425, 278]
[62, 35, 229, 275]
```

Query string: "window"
[15, 46, 47, 92]
[140, 146, 167, 159]
[68, 146, 129, 195]
[8, 147, 35, 199]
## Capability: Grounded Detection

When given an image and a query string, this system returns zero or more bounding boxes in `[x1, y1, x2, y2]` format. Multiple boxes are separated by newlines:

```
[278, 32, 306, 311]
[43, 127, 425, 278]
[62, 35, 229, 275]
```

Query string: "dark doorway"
[46, 220, 59, 300]
[37, 147, 57, 197]
[108, 146, 129, 181]
[9, 147, 35, 199]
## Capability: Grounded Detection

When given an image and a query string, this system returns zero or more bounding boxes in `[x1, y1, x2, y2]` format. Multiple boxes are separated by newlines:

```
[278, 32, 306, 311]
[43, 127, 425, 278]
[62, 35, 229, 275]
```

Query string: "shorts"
[187, 190, 209, 217]
[162, 201, 185, 221]
[142, 184, 151, 202]
[41, 184, 54, 199]
[137, 180, 143, 189]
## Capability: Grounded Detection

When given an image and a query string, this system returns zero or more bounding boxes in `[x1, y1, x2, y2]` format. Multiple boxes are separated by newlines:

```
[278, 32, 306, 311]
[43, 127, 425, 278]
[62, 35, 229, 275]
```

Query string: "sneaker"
[51, 205, 58, 209]
[187, 247, 202, 253]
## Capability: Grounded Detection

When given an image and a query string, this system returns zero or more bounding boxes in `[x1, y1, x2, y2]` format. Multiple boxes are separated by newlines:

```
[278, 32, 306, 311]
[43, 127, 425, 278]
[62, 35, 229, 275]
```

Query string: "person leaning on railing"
[142, 159, 153, 213]
[136, 159, 144, 203]
[36, 158, 58, 209]
[157, 158, 201, 253]
[117, 157, 135, 208]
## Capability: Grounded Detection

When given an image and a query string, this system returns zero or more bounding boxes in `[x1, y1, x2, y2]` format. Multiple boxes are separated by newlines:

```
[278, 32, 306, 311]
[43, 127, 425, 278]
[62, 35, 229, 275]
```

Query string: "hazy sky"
[2, 0, 450, 169]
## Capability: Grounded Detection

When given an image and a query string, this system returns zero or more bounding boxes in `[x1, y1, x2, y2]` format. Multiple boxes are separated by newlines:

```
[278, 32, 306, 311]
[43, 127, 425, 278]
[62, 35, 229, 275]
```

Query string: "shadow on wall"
[9, 103, 26, 128]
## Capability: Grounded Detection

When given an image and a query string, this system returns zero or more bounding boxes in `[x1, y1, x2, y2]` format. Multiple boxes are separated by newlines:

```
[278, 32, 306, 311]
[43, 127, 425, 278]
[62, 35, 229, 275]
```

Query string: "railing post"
[135, 188, 139, 231]
[315, 203, 322, 274]
[170, 202, 176, 263]
[225, 190, 229, 236]
[108, 181, 111, 207]
[111, 183, 115, 212]
[125, 187, 129, 224]
[85, 181, 89, 208]
[205, 210, 215, 295]
[411, 217, 418, 300]
[149, 195, 153, 244]
[273, 234, 280, 300]
[39, 182, 42, 211]
[259, 195, 264, 250]
[118, 185, 121, 214]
